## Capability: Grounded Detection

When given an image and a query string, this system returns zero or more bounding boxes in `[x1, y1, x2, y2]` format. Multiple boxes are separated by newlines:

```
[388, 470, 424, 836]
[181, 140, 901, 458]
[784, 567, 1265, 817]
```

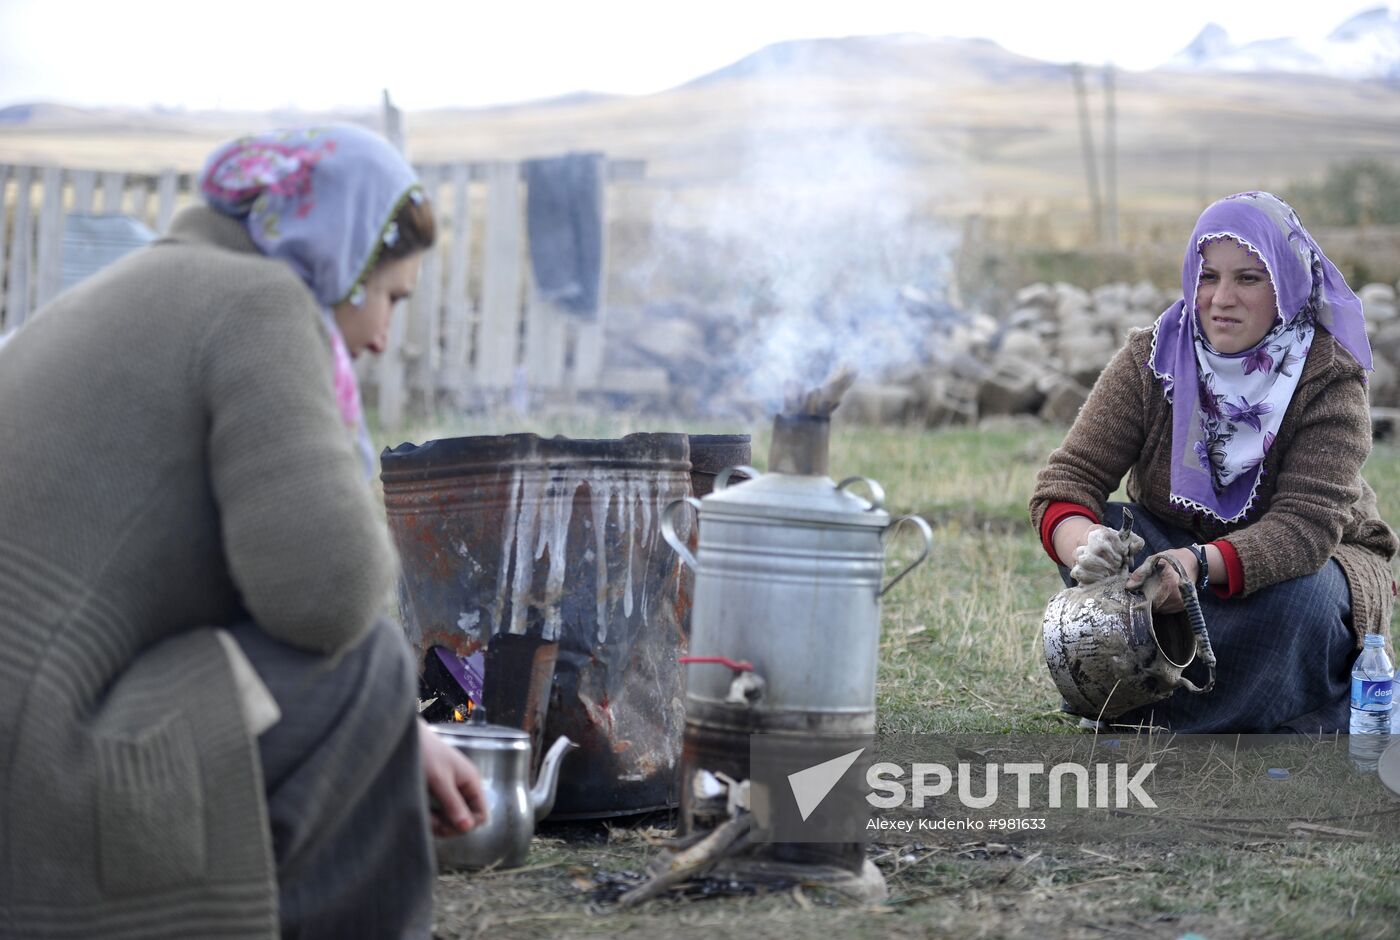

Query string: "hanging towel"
[524, 151, 604, 319]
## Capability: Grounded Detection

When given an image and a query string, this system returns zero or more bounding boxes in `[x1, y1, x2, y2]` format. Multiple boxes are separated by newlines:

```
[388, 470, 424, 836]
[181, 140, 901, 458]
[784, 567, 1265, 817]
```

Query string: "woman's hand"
[418, 718, 489, 837]
[1125, 548, 1199, 614]
[1056, 519, 1144, 584]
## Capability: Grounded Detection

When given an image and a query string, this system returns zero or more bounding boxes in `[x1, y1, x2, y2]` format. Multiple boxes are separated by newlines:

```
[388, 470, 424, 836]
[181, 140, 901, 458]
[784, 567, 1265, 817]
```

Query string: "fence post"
[100, 171, 127, 215]
[440, 162, 474, 403]
[128, 179, 151, 229]
[476, 161, 524, 391]
[404, 164, 444, 415]
[33, 166, 64, 309]
[0, 164, 10, 327]
[69, 170, 96, 216]
[524, 291, 568, 391]
[571, 157, 613, 390]
[155, 169, 179, 233]
[5, 166, 34, 327]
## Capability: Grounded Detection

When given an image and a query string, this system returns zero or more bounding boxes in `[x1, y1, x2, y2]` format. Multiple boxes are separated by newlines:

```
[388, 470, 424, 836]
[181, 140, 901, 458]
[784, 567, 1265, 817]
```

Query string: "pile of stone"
[839, 280, 1166, 428]
[1360, 283, 1400, 409]
[841, 279, 1400, 431]
[605, 280, 1400, 434]
[1359, 283, 1400, 440]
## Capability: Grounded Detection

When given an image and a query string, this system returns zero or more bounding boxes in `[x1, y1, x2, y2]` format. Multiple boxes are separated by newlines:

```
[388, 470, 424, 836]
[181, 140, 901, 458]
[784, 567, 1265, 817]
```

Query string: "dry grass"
[380, 416, 1400, 938]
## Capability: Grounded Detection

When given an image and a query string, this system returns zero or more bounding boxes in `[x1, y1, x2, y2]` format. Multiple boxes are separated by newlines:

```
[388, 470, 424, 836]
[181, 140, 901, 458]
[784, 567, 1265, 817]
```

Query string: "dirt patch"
[430, 819, 1400, 939]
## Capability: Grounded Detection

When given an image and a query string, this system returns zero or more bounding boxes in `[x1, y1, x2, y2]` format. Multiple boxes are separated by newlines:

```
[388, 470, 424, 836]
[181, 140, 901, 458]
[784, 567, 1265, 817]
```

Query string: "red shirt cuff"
[1040, 502, 1099, 562]
[1211, 539, 1242, 598]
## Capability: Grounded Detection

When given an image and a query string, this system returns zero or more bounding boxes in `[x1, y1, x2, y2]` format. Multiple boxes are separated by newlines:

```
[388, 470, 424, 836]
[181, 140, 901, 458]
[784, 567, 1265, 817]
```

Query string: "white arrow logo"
[787, 748, 866, 821]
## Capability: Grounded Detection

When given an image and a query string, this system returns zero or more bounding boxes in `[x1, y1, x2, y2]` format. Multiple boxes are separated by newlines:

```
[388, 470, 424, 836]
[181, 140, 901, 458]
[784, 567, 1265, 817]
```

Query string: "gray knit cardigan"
[0, 207, 396, 938]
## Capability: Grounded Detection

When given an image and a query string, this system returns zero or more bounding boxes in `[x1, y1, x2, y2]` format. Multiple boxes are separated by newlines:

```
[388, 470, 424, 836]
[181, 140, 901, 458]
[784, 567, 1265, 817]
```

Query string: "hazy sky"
[0, 0, 1389, 110]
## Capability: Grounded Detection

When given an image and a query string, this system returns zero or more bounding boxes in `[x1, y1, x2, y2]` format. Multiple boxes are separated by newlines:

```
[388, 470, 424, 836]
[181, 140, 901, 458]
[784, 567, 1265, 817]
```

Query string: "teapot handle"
[660, 498, 702, 571]
[879, 514, 934, 597]
[714, 465, 760, 492]
[1151, 554, 1218, 695]
[836, 475, 886, 511]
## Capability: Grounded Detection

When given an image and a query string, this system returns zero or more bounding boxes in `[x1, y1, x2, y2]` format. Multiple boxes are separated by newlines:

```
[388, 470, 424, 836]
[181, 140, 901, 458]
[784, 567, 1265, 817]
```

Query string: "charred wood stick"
[655, 828, 712, 854]
[1287, 821, 1376, 840]
[781, 364, 858, 416]
[618, 813, 754, 908]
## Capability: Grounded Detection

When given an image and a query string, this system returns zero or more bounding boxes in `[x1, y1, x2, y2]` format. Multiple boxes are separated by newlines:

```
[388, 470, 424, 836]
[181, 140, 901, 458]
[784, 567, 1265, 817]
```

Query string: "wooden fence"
[0, 158, 646, 429]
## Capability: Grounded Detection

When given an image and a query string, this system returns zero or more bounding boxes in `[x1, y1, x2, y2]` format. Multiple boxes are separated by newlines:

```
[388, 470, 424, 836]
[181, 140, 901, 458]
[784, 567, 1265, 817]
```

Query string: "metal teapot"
[432, 708, 577, 870]
[1042, 511, 1218, 721]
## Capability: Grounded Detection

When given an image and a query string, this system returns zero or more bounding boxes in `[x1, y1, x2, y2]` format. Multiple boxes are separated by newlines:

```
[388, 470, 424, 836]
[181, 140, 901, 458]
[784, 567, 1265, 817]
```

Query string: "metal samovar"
[660, 410, 932, 873]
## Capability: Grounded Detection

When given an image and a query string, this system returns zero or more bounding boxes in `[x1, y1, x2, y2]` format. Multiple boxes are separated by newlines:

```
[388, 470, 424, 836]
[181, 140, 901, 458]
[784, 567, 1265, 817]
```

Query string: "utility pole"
[382, 89, 404, 154]
[1102, 63, 1118, 249]
[1070, 63, 1103, 245]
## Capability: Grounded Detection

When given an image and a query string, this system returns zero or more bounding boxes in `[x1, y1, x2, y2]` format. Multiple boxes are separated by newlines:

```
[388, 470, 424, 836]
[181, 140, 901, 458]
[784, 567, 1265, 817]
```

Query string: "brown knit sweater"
[1031, 327, 1397, 644]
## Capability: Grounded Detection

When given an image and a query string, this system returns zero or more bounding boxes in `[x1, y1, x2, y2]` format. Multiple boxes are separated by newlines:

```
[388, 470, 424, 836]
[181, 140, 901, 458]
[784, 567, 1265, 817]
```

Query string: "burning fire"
[451, 700, 475, 722]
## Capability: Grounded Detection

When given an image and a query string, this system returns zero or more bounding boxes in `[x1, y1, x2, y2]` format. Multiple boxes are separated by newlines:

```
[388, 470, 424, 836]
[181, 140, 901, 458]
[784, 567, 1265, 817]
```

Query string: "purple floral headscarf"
[198, 124, 422, 477]
[1149, 191, 1372, 523]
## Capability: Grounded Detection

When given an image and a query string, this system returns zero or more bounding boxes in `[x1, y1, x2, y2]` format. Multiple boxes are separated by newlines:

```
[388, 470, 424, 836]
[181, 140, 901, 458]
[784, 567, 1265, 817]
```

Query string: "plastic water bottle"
[1349, 634, 1394, 771]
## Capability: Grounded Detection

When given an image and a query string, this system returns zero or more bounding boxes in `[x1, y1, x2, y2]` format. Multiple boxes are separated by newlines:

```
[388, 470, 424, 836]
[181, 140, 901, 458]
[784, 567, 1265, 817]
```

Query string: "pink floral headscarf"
[199, 124, 423, 478]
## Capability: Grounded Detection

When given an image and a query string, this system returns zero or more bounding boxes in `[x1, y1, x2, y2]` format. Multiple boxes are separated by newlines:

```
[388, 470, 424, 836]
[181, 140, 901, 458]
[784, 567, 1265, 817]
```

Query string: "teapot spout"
[531, 735, 578, 822]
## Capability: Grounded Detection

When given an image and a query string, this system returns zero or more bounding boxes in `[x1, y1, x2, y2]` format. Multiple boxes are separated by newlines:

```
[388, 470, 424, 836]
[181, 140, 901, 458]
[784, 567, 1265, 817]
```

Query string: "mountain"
[1164, 6, 1400, 79]
[6, 30, 1400, 218]
[682, 33, 1065, 87]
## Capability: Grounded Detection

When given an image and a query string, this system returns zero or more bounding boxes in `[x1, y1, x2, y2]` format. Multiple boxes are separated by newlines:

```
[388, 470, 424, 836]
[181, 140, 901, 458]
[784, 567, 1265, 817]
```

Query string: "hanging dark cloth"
[524, 151, 604, 319]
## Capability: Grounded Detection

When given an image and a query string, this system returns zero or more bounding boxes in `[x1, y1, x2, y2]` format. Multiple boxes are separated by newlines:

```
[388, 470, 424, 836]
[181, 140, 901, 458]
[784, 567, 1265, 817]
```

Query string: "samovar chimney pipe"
[767, 413, 830, 476]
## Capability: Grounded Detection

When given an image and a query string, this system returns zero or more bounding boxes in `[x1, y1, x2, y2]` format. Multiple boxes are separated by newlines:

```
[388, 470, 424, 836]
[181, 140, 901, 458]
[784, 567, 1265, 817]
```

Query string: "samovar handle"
[836, 475, 886, 510]
[879, 514, 934, 597]
[713, 465, 760, 492]
[660, 497, 702, 571]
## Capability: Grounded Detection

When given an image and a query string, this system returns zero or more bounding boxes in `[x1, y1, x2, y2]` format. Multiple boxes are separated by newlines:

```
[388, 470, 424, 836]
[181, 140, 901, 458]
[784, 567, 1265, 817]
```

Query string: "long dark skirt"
[1057, 503, 1358, 734]
[230, 617, 435, 940]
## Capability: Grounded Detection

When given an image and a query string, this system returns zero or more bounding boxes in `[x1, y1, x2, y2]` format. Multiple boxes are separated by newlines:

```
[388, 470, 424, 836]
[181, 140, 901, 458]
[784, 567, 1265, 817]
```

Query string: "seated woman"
[0, 125, 484, 938]
[1030, 191, 1397, 733]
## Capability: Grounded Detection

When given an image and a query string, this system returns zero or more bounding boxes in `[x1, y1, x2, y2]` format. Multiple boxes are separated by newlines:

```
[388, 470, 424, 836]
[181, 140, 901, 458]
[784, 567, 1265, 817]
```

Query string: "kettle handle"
[879, 514, 934, 597]
[714, 465, 761, 492]
[836, 475, 886, 511]
[1150, 554, 1218, 695]
[1174, 579, 1217, 695]
[660, 497, 702, 571]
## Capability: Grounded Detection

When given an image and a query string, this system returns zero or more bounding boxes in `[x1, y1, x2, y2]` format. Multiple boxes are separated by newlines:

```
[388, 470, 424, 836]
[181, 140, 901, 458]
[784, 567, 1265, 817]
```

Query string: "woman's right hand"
[1060, 522, 1144, 584]
[419, 718, 489, 837]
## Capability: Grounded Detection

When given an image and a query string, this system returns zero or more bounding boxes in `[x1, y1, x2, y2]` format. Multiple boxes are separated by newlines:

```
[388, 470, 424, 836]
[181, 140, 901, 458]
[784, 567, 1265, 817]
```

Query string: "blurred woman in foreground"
[0, 124, 484, 939]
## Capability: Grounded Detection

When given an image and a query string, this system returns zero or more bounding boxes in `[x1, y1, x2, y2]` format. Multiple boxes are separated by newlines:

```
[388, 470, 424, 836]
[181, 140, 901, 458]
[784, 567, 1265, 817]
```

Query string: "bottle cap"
[1363, 634, 1386, 647]
[1266, 768, 1290, 781]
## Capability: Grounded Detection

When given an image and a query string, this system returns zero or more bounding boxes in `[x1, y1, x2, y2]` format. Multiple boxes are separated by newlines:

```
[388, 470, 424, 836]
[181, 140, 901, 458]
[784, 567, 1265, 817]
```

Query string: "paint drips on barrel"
[490, 467, 668, 642]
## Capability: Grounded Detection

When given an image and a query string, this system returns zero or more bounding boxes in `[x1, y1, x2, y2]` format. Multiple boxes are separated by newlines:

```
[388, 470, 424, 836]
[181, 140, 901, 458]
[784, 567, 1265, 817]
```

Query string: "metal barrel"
[686, 434, 751, 499]
[381, 432, 693, 817]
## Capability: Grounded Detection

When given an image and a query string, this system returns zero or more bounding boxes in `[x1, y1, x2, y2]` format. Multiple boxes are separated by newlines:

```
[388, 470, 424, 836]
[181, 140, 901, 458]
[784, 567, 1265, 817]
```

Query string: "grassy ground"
[382, 416, 1400, 939]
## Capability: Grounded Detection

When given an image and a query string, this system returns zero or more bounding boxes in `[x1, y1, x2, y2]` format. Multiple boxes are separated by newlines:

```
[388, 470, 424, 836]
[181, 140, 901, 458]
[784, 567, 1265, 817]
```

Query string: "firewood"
[617, 813, 754, 907]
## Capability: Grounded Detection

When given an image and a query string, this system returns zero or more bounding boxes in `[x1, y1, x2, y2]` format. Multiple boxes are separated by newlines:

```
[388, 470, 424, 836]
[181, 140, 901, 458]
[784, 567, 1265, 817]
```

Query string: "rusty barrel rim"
[381, 432, 691, 483]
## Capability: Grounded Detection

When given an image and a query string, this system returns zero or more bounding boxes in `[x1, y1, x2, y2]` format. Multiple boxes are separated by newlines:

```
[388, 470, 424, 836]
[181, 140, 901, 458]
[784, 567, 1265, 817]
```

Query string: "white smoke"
[626, 72, 963, 413]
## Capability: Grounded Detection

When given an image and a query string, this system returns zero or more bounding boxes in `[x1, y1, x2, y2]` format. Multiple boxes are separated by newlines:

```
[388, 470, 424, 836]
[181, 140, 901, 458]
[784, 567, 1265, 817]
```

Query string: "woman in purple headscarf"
[0, 125, 483, 939]
[1030, 191, 1397, 733]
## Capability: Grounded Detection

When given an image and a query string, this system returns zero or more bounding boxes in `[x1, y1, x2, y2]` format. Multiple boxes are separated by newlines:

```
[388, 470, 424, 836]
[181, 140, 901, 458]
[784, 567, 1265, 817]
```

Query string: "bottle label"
[1352, 677, 1394, 710]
